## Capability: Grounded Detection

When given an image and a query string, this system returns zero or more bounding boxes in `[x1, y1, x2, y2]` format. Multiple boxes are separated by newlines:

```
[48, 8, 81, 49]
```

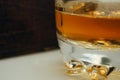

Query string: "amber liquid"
[56, 11, 120, 42]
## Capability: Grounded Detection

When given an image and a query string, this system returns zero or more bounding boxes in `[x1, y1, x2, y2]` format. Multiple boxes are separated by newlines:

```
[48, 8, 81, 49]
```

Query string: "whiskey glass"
[55, 0, 120, 80]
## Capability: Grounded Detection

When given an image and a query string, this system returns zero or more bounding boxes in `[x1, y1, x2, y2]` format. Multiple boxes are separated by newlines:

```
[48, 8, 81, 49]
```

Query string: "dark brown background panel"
[0, 0, 58, 59]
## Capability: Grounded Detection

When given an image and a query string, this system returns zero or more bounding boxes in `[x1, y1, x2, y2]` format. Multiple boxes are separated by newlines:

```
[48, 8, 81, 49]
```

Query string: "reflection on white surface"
[0, 49, 86, 80]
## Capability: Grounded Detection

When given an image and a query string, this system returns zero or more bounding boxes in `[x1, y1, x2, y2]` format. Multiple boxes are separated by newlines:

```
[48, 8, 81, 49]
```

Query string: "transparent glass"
[55, 0, 120, 80]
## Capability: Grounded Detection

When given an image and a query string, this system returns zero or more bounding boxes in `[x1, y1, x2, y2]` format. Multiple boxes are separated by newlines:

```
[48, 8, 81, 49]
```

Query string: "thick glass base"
[57, 33, 120, 80]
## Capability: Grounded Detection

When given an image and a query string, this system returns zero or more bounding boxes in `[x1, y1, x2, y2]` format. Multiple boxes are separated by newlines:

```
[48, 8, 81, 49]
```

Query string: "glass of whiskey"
[55, 0, 120, 80]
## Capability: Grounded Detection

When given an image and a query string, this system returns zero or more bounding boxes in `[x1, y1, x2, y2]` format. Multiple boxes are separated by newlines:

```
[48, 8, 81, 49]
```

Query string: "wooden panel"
[0, 0, 58, 58]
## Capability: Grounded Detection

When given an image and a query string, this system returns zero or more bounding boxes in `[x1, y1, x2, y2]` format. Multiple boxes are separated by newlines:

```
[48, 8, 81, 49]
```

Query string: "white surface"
[0, 49, 82, 80]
